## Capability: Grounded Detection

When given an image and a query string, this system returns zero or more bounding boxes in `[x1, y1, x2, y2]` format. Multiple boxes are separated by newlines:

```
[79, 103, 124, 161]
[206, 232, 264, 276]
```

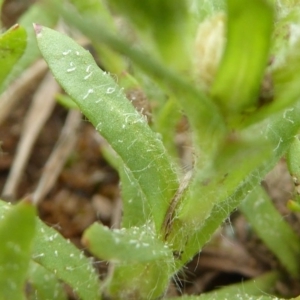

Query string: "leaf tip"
[11, 23, 20, 30]
[81, 236, 90, 248]
[33, 23, 43, 37]
[22, 195, 34, 206]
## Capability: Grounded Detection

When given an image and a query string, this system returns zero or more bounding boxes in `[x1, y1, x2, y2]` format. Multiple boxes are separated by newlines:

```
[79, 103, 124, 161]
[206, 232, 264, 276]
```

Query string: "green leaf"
[0, 200, 101, 300]
[34, 25, 179, 231]
[211, 0, 274, 124]
[287, 135, 300, 181]
[27, 261, 68, 300]
[1, 3, 58, 92]
[83, 223, 174, 299]
[167, 133, 272, 246]
[170, 101, 300, 270]
[106, 260, 172, 299]
[155, 98, 182, 160]
[56, 2, 227, 164]
[108, 0, 190, 70]
[55, 93, 79, 109]
[101, 146, 150, 227]
[271, 36, 300, 111]
[69, 0, 111, 18]
[169, 271, 281, 299]
[240, 186, 300, 277]
[0, 24, 27, 87]
[245, 9, 300, 126]
[287, 199, 300, 212]
[82, 223, 173, 263]
[192, 0, 226, 21]
[0, 199, 36, 300]
[119, 164, 150, 227]
[68, 0, 126, 73]
[170, 297, 279, 300]
[32, 221, 101, 300]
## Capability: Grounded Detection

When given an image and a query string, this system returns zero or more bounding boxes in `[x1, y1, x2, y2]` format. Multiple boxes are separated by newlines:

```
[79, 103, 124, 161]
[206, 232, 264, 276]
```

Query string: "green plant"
[1, 0, 300, 299]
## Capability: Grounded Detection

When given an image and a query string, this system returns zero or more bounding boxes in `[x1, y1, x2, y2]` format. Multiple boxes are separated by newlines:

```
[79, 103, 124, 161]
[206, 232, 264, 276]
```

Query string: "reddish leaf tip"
[33, 23, 43, 36]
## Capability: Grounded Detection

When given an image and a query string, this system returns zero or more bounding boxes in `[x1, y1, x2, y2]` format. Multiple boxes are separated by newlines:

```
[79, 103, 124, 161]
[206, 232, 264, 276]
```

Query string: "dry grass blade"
[2, 72, 59, 198]
[110, 196, 122, 229]
[32, 109, 81, 205]
[0, 60, 48, 126]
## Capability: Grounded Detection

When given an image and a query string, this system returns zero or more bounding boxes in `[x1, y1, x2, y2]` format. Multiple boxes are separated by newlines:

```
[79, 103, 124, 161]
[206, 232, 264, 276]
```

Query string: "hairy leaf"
[49, 1, 226, 163]
[0, 200, 101, 300]
[27, 261, 68, 300]
[240, 186, 300, 277]
[0, 199, 36, 300]
[32, 221, 101, 300]
[0, 24, 27, 87]
[34, 25, 179, 230]
[171, 101, 300, 270]
[1, 3, 58, 91]
[169, 271, 280, 299]
[83, 223, 174, 299]
[83, 223, 173, 263]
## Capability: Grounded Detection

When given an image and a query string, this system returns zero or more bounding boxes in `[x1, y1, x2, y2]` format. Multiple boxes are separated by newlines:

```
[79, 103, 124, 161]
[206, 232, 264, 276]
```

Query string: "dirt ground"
[1, 1, 300, 299]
